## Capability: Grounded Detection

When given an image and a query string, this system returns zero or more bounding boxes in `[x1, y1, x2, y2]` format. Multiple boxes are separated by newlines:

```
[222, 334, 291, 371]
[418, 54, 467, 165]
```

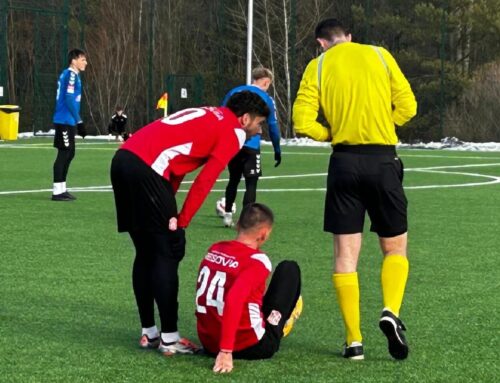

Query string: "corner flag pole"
[246, 0, 254, 85]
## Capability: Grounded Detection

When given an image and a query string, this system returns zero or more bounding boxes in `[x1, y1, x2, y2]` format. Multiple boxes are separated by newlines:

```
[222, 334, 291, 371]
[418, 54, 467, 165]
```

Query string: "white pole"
[246, 0, 254, 85]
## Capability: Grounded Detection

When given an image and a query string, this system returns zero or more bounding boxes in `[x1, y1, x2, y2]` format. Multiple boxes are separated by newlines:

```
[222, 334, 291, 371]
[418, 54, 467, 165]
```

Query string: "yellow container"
[0, 105, 22, 140]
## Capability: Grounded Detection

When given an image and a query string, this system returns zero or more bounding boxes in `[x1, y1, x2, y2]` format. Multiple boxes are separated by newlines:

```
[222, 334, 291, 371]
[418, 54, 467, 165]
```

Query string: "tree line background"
[3, 0, 500, 142]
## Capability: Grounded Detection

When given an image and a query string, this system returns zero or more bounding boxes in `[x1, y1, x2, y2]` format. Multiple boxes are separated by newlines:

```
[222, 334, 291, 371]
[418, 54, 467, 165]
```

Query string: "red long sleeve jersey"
[195, 240, 272, 353]
[121, 107, 246, 228]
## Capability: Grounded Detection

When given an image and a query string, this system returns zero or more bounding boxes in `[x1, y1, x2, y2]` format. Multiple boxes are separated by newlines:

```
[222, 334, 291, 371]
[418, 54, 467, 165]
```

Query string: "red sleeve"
[177, 157, 226, 228]
[219, 263, 270, 351]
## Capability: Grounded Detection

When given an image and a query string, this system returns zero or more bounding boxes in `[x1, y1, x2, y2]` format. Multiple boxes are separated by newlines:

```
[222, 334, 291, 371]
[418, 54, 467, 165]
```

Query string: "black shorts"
[324, 145, 408, 237]
[228, 148, 262, 178]
[110, 149, 178, 233]
[53, 124, 76, 150]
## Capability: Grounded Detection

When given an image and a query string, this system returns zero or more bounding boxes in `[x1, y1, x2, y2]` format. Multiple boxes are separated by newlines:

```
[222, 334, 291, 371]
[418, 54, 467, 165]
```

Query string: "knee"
[275, 260, 301, 276]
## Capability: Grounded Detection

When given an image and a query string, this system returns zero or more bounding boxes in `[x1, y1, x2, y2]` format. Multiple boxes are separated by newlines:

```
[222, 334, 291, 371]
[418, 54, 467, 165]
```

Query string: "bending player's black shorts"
[228, 147, 262, 178]
[324, 145, 408, 237]
[110, 149, 177, 233]
[53, 124, 76, 150]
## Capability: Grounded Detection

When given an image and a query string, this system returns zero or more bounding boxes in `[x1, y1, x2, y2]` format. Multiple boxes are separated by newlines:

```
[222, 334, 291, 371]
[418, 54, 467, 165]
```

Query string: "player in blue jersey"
[51, 49, 88, 201]
[221, 67, 282, 227]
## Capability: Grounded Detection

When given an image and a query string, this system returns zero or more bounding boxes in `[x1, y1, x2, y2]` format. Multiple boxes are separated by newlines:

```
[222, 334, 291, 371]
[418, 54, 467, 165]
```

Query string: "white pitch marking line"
[1, 164, 500, 196]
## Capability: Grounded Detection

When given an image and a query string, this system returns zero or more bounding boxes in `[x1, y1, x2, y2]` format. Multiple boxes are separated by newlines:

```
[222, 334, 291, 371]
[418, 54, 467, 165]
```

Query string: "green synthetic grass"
[1, 138, 499, 382]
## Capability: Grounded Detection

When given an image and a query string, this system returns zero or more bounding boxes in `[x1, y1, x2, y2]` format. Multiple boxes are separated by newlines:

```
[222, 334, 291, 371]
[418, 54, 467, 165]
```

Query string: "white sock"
[142, 326, 159, 339]
[161, 331, 180, 344]
[53, 182, 64, 195]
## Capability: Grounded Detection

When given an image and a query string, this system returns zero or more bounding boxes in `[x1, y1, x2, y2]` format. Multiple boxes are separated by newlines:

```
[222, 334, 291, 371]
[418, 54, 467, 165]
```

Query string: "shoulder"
[250, 252, 272, 272]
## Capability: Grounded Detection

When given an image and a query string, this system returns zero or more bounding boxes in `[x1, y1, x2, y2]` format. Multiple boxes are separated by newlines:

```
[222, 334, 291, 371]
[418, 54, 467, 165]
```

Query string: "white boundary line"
[1, 163, 499, 196]
[2, 143, 500, 159]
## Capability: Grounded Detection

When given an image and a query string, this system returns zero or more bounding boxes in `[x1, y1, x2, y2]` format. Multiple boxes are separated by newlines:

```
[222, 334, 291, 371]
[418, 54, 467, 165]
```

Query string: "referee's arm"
[292, 59, 331, 142]
[381, 48, 417, 126]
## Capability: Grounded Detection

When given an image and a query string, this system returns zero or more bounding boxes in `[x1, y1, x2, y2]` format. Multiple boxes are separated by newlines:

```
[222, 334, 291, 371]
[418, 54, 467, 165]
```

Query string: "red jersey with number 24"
[121, 107, 246, 228]
[196, 240, 272, 353]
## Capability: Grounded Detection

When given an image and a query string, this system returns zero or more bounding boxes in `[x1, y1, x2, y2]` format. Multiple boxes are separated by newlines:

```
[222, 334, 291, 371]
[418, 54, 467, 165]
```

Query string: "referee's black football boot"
[62, 191, 77, 200]
[379, 309, 409, 360]
[341, 342, 364, 360]
[51, 193, 73, 201]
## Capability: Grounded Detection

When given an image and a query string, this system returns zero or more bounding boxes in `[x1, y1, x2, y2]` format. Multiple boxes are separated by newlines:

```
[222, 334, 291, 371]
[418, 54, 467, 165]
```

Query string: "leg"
[148, 232, 184, 335]
[61, 144, 76, 182]
[129, 231, 156, 329]
[332, 233, 363, 352]
[379, 232, 408, 315]
[379, 232, 409, 360]
[53, 149, 71, 184]
[242, 176, 258, 207]
[224, 163, 242, 213]
[233, 260, 301, 360]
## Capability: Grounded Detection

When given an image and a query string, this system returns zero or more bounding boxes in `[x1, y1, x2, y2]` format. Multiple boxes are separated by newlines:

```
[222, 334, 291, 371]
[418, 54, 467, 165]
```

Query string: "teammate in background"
[110, 91, 269, 356]
[221, 67, 282, 227]
[51, 49, 88, 201]
[196, 203, 302, 374]
[293, 19, 417, 360]
[108, 106, 129, 141]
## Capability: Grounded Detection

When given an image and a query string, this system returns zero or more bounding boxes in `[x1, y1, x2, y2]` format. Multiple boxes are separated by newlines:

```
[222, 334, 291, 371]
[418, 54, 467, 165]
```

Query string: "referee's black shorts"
[110, 149, 177, 233]
[324, 144, 408, 237]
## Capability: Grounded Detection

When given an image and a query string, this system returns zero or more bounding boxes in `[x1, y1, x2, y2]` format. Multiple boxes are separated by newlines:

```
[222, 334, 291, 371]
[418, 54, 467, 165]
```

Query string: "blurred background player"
[108, 106, 129, 141]
[220, 67, 282, 227]
[196, 203, 302, 374]
[293, 18, 417, 360]
[110, 91, 269, 356]
[51, 48, 88, 201]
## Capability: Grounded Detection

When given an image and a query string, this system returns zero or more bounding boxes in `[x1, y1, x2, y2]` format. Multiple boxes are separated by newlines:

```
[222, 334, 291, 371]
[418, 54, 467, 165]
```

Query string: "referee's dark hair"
[238, 203, 274, 232]
[226, 91, 270, 119]
[315, 18, 349, 40]
[68, 48, 86, 65]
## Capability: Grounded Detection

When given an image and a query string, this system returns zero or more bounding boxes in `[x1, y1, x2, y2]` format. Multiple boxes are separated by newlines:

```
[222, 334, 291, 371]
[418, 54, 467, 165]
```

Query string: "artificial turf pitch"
[0, 138, 498, 382]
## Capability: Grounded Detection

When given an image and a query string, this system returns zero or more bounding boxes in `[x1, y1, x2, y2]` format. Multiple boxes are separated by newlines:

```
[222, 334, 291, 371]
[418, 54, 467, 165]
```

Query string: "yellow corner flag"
[156, 92, 168, 110]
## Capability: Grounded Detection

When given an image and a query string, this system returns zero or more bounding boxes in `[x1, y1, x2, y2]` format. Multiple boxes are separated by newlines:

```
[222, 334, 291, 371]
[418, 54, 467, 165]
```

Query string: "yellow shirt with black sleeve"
[292, 42, 417, 145]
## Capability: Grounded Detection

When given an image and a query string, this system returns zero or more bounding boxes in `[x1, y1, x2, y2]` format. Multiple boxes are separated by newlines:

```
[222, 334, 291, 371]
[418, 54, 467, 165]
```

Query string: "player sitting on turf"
[195, 202, 303, 374]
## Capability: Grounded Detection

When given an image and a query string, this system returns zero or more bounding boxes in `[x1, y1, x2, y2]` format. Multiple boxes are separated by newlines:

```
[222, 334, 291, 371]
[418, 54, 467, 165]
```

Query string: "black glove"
[77, 122, 87, 138]
[274, 152, 282, 167]
[169, 228, 186, 261]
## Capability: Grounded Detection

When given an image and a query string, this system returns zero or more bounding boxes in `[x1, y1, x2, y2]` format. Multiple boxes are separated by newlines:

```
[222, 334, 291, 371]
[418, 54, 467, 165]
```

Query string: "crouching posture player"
[195, 203, 303, 373]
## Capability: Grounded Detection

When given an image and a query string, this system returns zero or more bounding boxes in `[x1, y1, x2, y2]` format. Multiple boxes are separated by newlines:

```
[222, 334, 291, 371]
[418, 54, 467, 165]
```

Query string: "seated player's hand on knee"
[213, 351, 233, 374]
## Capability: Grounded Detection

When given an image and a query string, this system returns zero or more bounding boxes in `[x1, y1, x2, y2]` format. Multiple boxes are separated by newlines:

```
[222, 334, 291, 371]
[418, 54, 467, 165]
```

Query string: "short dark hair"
[225, 91, 270, 119]
[68, 49, 86, 65]
[314, 18, 348, 40]
[252, 67, 273, 83]
[237, 203, 274, 232]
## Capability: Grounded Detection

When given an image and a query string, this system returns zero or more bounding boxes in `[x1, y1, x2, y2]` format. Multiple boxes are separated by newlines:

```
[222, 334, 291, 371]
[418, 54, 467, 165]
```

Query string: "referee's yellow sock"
[333, 272, 362, 345]
[381, 254, 409, 317]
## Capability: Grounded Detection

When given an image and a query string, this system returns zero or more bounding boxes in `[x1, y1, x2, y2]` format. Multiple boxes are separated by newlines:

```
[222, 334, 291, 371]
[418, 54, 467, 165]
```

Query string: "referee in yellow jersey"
[293, 19, 417, 360]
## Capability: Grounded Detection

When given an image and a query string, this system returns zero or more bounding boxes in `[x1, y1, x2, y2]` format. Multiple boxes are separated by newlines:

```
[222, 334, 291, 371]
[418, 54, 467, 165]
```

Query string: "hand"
[274, 152, 282, 167]
[213, 351, 233, 374]
[168, 217, 178, 231]
[77, 122, 87, 138]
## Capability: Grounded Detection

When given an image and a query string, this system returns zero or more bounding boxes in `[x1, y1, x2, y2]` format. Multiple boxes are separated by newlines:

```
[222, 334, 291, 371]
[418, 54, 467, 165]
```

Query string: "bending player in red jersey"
[110, 91, 270, 356]
[195, 203, 303, 373]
